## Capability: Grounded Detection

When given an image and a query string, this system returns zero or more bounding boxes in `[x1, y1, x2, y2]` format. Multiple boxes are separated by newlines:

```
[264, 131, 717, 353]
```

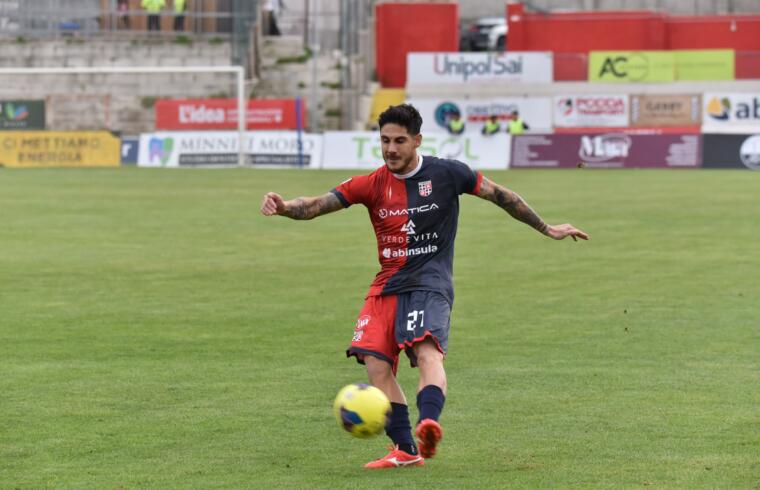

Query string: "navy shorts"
[347, 290, 451, 373]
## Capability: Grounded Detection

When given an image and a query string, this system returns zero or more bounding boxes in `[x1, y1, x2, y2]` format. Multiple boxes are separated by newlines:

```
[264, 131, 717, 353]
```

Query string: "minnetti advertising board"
[407, 52, 553, 85]
[155, 99, 306, 130]
[408, 97, 552, 132]
[702, 133, 760, 169]
[553, 95, 629, 127]
[511, 133, 701, 168]
[630, 94, 701, 127]
[137, 131, 322, 167]
[322, 132, 510, 170]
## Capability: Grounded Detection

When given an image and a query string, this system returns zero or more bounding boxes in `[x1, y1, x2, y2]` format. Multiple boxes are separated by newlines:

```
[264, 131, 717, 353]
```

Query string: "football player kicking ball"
[261, 104, 588, 468]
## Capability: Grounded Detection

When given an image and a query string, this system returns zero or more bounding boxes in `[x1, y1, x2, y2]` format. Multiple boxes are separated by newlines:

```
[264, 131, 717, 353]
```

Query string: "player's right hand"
[261, 192, 286, 216]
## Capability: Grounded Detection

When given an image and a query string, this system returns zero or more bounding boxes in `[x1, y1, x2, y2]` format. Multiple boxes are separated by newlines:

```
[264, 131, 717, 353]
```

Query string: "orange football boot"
[415, 419, 443, 459]
[364, 445, 424, 469]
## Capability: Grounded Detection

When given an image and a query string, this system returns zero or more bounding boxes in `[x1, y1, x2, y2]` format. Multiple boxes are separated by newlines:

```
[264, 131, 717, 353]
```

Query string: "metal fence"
[0, 0, 257, 38]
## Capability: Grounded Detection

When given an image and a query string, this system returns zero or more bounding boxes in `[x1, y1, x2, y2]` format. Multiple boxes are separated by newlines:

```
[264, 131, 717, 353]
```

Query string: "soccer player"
[260, 104, 588, 469]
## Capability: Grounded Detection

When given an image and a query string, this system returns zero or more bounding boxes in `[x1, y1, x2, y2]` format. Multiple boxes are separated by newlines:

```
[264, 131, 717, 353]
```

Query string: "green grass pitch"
[1, 168, 759, 488]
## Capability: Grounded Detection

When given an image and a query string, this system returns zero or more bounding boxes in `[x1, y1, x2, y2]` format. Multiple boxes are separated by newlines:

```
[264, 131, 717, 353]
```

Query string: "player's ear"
[414, 133, 422, 147]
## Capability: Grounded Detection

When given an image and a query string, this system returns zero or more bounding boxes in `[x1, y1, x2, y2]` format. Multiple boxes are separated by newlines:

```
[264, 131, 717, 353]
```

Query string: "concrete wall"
[0, 39, 234, 134]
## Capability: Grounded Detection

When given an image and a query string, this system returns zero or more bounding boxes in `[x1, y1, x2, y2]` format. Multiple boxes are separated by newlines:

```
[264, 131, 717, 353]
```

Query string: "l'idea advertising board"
[322, 131, 511, 170]
[137, 131, 323, 167]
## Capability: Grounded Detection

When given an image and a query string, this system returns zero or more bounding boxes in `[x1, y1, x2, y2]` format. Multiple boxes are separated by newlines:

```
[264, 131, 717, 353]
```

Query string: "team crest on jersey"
[418, 180, 433, 197]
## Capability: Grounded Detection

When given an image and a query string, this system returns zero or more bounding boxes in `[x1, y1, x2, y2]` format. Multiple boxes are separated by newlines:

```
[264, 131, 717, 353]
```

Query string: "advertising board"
[511, 133, 701, 168]
[702, 133, 760, 169]
[407, 52, 553, 85]
[553, 95, 629, 127]
[155, 99, 306, 130]
[0, 100, 45, 130]
[408, 97, 552, 132]
[0, 131, 120, 167]
[137, 131, 322, 167]
[673, 50, 734, 81]
[703, 93, 760, 126]
[322, 131, 510, 170]
[630, 94, 701, 126]
[588, 51, 675, 82]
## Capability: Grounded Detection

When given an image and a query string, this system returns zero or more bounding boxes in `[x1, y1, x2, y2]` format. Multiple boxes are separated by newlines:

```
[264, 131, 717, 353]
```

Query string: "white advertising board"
[407, 52, 554, 85]
[322, 131, 510, 170]
[703, 93, 760, 126]
[553, 94, 629, 127]
[137, 131, 322, 167]
[408, 97, 553, 133]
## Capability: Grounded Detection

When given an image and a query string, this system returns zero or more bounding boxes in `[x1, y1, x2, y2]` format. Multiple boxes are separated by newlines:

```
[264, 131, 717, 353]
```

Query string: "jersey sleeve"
[446, 159, 483, 195]
[330, 175, 371, 207]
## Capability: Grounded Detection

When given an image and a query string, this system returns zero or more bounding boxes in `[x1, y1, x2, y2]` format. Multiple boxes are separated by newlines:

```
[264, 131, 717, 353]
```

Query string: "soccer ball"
[333, 383, 391, 438]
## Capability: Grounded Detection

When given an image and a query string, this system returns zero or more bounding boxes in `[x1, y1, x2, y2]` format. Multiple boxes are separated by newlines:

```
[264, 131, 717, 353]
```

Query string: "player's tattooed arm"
[260, 191, 343, 220]
[476, 177, 549, 235]
[476, 177, 590, 241]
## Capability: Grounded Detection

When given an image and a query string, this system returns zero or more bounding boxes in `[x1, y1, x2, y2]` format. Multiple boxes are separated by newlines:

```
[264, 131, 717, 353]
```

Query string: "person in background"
[262, 0, 283, 36]
[481, 115, 501, 136]
[446, 113, 465, 135]
[507, 110, 529, 135]
[117, 0, 130, 29]
[173, 0, 187, 32]
[142, 0, 165, 32]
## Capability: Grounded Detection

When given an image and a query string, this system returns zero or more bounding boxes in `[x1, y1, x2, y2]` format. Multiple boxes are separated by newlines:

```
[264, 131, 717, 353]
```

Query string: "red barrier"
[666, 15, 760, 50]
[376, 3, 459, 88]
[507, 3, 760, 80]
[507, 3, 666, 52]
[155, 99, 305, 130]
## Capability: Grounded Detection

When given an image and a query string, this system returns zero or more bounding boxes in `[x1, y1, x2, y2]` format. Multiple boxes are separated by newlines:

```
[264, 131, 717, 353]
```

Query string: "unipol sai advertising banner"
[511, 133, 701, 168]
[407, 52, 553, 85]
[137, 131, 322, 167]
[630, 94, 701, 127]
[703, 93, 760, 127]
[155, 99, 306, 130]
[322, 131, 510, 170]
[408, 97, 552, 133]
[553, 95, 629, 127]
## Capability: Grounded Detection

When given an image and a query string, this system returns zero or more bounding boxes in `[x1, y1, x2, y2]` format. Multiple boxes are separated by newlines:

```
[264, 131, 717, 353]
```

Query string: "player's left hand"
[546, 224, 589, 241]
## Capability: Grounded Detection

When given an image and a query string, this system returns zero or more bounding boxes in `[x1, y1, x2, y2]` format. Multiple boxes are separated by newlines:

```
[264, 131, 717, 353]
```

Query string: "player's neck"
[390, 154, 423, 180]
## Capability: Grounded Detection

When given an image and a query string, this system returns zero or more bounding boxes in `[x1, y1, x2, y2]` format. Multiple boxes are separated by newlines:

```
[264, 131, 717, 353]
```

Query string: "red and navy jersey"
[331, 155, 483, 304]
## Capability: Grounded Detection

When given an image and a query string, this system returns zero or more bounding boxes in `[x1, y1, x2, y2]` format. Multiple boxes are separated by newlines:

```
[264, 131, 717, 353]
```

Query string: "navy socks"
[416, 384, 446, 423]
[385, 402, 418, 455]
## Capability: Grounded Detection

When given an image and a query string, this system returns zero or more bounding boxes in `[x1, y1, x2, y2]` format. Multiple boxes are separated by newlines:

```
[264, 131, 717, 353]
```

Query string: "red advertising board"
[155, 99, 306, 130]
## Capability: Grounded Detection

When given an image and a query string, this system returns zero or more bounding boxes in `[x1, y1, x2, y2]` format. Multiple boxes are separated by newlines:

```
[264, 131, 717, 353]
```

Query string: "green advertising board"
[0, 100, 46, 130]
[674, 49, 734, 81]
[589, 51, 675, 83]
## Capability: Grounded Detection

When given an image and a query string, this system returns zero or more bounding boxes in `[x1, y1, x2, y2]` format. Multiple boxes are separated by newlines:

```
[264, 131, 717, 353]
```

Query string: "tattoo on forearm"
[284, 193, 341, 220]
[482, 180, 548, 234]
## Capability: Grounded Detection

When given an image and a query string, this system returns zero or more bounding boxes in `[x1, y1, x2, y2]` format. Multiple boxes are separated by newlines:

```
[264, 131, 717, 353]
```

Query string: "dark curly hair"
[378, 104, 423, 135]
